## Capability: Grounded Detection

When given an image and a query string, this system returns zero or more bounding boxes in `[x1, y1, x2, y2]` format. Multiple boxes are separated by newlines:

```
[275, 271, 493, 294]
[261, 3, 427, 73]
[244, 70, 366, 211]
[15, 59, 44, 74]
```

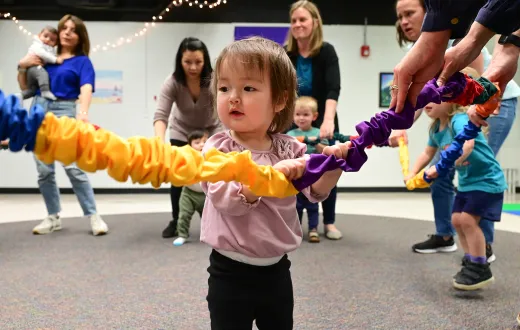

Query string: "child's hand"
[274, 157, 306, 180]
[425, 165, 438, 179]
[455, 159, 469, 167]
[322, 141, 350, 160]
[403, 172, 416, 183]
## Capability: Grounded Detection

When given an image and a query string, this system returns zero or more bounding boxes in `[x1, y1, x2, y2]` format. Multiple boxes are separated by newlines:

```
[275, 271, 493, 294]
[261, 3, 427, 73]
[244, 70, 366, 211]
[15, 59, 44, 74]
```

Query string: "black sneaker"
[162, 220, 178, 238]
[453, 261, 494, 291]
[461, 244, 496, 266]
[412, 235, 457, 253]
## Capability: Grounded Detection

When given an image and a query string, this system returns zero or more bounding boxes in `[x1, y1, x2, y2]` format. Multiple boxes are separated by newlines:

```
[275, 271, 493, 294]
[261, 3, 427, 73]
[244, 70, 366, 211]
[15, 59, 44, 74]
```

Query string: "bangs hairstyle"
[211, 37, 297, 134]
[395, 0, 425, 47]
[285, 0, 324, 57]
[173, 37, 213, 87]
[57, 14, 90, 56]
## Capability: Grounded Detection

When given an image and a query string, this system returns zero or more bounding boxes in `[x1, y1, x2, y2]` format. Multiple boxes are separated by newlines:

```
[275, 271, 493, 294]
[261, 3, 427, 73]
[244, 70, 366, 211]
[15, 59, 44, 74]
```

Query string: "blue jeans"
[31, 96, 98, 216]
[431, 162, 456, 237]
[430, 97, 517, 243]
[296, 192, 319, 230]
[480, 97, 517, 243]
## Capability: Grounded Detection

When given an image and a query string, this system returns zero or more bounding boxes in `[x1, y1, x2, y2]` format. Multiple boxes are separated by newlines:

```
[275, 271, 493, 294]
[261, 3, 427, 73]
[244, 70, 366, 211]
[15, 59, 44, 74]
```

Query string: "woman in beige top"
[153, 37, 222, 238]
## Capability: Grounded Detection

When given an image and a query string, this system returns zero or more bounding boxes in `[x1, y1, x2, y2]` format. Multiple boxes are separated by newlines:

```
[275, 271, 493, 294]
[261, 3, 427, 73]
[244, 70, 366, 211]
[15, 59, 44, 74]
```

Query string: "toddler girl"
[200, 37, 348, 329]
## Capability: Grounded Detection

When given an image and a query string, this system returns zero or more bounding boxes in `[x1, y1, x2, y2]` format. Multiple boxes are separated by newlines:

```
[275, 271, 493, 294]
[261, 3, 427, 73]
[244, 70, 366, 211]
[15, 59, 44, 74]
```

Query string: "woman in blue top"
[17, 14, 108, 237]
[391, 0, 518, 261]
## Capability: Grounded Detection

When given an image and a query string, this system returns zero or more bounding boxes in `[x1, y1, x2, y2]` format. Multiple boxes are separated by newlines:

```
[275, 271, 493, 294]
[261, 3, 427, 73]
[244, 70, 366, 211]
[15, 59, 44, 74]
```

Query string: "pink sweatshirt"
[200, 131, 329, 264]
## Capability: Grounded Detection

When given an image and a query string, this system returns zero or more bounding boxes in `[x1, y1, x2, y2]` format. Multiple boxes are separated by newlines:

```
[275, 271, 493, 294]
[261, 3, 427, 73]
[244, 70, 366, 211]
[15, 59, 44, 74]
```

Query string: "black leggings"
[170, 139, 188, 220]
[206, 250, 294, 330]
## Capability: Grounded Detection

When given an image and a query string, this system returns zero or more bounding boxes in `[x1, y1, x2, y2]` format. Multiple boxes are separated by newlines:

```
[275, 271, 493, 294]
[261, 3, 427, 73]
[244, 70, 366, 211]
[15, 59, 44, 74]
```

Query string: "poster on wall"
[92, 70, 123, 104]
[234, 26, 290, 45]
[379, 72, 394, 108]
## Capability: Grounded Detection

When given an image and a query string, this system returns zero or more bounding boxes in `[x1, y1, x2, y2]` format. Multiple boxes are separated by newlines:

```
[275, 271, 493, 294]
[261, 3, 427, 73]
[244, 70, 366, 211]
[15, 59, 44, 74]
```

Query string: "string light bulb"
[1, 1, 228, 53]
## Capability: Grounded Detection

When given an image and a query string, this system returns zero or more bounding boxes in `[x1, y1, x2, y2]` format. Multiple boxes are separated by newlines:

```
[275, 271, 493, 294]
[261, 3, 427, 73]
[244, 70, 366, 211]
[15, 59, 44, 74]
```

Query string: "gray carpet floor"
[0, 212, 519, 329]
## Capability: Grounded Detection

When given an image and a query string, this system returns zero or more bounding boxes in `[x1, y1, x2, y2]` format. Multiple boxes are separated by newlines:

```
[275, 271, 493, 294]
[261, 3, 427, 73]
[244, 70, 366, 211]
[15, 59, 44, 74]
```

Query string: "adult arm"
[28, 44, 58, 64]
[17, 71, 28, 91]
[421, 0, 487, 39]
[78, 84, 93, 118]
[77, 59, 96, 122]
[153, 76, 177, 140]
[468, 52, 485, 75]
[482, 28, 520, 93]
[422, 0, 520, 37]
[320, 43, 341, 139]
[392, 0, 519, 112]
[17, 55, 43, 90]
[466, 29, 520, 126]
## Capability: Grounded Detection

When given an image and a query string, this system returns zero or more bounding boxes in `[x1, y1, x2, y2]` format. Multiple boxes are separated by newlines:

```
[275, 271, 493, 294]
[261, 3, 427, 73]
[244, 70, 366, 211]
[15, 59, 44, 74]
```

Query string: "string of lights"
[0, 0, 227, 53]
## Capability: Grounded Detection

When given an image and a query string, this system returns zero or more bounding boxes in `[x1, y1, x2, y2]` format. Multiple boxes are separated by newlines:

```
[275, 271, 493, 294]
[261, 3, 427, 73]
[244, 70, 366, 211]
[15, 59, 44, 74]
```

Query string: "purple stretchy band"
[291, 72, 468, 191]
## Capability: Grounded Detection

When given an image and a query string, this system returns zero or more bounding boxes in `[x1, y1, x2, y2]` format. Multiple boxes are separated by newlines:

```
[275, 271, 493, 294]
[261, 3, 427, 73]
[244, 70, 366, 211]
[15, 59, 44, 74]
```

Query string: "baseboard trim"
[0, 187, 517, 194]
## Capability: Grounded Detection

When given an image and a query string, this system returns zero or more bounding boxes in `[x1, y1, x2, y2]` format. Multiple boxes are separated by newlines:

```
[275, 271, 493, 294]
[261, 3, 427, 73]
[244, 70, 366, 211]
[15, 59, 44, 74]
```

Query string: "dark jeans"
[206, 250, 293, 330]
[322, 185, 337, 225]
[170, 139, 188, 221]
[296, 192, 319, 230]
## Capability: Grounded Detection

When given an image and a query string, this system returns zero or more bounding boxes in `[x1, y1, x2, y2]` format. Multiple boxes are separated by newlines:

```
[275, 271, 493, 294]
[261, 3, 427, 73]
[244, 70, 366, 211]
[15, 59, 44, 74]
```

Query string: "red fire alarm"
[361, 45, 370, 57]
[361, 17, 370, 58]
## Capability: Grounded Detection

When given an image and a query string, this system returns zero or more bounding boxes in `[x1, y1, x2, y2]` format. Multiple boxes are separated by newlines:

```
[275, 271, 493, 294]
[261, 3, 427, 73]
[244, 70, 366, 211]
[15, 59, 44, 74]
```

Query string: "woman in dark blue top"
[17, 14, 108, 237]
[285, 0, 342, 240]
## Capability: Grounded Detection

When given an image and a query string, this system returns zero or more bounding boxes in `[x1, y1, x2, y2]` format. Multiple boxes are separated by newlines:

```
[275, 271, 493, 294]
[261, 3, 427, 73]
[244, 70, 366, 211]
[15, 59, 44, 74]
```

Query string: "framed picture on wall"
[379, 72, 394, 108]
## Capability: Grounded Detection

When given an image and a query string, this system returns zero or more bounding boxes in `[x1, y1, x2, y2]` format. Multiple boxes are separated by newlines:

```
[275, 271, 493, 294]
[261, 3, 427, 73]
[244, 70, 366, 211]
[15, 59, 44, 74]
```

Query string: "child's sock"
[468, 255, 487, 264]
[464, 253, 470, 259]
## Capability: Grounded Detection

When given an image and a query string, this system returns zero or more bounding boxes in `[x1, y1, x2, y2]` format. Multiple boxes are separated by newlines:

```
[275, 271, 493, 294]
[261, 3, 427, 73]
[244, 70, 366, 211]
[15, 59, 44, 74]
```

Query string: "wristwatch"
[498, 34, 520, 48]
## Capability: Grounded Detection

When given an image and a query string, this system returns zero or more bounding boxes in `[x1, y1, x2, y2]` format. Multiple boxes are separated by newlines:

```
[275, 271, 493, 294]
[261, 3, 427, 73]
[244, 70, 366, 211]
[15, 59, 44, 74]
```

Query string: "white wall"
[0, 20, 518, 189]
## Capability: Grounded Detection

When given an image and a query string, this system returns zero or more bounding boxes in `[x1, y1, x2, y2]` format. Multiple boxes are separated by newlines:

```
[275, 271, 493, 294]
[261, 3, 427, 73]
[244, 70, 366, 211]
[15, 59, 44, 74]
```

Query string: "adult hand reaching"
[437, 22, 496, 87]
[481, 43, 519, 97]
[319, 119, 334, 140]
[391, 31, 451, 113]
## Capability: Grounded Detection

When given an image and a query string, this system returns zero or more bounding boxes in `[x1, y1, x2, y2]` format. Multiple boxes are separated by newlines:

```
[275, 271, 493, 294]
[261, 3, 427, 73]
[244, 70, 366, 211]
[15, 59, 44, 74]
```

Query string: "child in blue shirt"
[407, 98, 506, 291]
[287, 96, 328, 243]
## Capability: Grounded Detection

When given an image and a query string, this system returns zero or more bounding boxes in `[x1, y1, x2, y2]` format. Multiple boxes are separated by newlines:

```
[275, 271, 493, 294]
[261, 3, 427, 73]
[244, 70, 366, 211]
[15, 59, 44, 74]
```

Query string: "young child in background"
[201, 37, 348, 329]
[20, 26, 62, 100]
[173, 130, 209, 246]
[406, 73, 506, 290]
[287, 96, 328, 243]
